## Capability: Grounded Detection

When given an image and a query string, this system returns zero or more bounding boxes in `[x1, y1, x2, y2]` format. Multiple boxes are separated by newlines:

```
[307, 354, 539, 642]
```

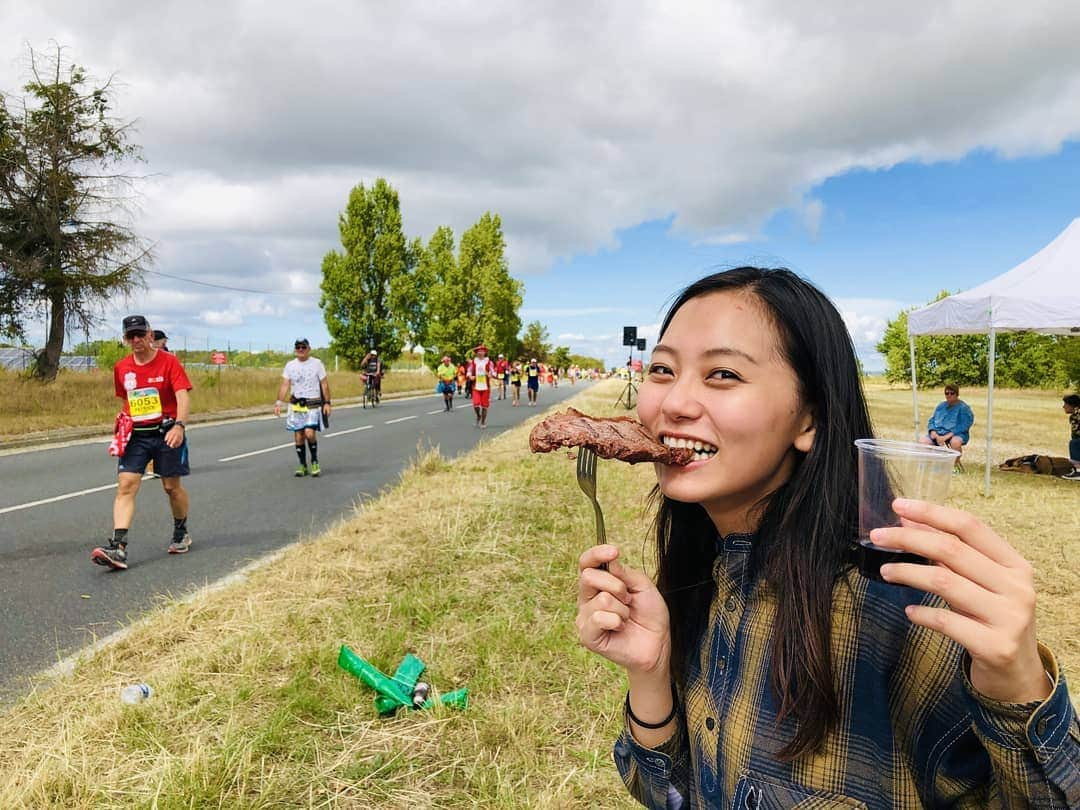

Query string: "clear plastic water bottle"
[120, 683, 153, 704]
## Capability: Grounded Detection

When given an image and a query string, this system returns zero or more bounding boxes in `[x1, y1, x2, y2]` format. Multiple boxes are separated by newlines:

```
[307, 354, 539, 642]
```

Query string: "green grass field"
[0, 379, 1076, 808]
[0, 367, 436, 442]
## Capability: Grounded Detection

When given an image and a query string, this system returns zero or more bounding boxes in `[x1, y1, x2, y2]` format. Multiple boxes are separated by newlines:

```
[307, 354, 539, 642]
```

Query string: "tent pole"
[909, 334, 919, 440]
[985, 329, 995, 497]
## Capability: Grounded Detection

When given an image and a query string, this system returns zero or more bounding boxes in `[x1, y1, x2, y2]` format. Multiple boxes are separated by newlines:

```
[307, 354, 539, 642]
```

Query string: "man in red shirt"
[494, 353, 509, 400]
[91, 314, 194, 570]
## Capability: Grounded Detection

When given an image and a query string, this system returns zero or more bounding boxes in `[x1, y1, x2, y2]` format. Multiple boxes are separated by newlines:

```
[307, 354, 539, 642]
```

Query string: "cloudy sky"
[5, 1, 1080, 369]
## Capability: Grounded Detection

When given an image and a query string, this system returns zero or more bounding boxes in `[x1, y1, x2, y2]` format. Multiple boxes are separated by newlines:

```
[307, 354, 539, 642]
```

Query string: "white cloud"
[6, 2, 1080, 342]
[833, 296, 910, 372]
[523, 307, 631, 318]
[695, 232, 757, 246]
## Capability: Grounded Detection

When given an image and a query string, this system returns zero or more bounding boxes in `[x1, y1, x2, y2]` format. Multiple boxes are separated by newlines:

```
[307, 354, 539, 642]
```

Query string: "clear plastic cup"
[853, 438, 959, 582]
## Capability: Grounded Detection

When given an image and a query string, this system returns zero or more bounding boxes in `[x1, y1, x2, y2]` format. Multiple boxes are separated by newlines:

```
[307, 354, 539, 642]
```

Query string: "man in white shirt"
[274, 338, 331, 477]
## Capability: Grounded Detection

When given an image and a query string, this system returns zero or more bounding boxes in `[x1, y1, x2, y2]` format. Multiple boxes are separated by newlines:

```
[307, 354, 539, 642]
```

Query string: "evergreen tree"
[0, 45, 149, 381]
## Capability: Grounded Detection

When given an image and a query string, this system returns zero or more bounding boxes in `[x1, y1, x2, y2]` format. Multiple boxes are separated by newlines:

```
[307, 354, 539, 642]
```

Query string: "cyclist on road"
[91, 315, 193, 570]
[275, 338, 331, 477]
[468, 344, 495, 428]
[436, 355, 457, 411]
[361, 349, 383, 401]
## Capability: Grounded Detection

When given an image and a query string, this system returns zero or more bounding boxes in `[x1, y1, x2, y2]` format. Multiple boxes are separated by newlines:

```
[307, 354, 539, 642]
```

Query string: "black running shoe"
[91, 542, 128, 570]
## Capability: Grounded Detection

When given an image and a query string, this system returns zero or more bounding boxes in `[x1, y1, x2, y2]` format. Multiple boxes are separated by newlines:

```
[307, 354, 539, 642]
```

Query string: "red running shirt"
[113, 350, 193, 425]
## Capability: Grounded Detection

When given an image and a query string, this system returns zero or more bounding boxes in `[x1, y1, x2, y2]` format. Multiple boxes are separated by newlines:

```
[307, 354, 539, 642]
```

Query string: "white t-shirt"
[282, 357, 327, 399]
[472, 356, 493, 391]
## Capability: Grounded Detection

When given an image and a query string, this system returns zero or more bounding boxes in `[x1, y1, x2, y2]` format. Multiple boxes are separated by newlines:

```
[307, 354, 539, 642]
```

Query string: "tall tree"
[462, 212, 522, 354]
[550, 345, 571, 370]
[520, 320, 551, 361]
[426, 213, 523, 364]
[419, 225, 459, 366]
[396, 236, 428, 350]
[319, 178, 411, 367]
[0, 45, 149, 381]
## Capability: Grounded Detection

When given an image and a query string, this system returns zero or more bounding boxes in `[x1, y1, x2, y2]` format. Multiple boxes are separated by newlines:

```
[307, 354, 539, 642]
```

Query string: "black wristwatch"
[174, 421, 185, 429]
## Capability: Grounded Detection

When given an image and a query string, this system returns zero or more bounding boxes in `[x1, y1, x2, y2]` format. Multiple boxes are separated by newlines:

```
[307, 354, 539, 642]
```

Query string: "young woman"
[576, 268, 1077, 808]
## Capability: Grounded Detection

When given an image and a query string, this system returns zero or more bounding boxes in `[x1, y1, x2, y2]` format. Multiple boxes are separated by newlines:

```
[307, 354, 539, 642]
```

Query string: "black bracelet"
[625, 682, 678, 730]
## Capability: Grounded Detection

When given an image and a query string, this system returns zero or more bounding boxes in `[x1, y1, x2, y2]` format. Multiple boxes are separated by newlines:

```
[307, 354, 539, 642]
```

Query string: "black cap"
[152, 329, 167, 341]
[122, 315, 150, 335]
[294, 337, 310, 348]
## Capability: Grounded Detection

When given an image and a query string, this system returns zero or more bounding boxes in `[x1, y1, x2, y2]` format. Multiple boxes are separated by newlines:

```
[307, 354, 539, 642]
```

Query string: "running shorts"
[119, 429, 190, 477]
[286, 405, 322, 432]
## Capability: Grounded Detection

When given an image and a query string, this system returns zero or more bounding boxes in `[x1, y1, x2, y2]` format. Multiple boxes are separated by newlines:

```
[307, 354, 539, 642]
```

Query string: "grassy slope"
[0, 367, 435, 441]
[0, 380, 1076, 808]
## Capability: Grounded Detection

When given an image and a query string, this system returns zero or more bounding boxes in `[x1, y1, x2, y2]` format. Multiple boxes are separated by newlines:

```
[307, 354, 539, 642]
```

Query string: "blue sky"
[5, 3, 1080, 371]
[528, 145, 1080, 370]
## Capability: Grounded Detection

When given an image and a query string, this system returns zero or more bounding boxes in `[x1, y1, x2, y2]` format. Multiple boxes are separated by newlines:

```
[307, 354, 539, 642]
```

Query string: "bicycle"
[363, 373, 381, 408]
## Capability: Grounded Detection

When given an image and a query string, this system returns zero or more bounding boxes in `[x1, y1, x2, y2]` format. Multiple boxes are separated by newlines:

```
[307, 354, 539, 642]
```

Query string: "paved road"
[0, 383, 586, 699]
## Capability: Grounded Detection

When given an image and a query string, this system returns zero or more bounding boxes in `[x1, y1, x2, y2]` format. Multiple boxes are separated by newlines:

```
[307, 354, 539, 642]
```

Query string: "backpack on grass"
[999, 454, 1074, 476]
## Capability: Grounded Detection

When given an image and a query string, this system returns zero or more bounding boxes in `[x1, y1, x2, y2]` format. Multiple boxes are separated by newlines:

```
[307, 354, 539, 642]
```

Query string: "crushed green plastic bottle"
[338, 645, 469, 716]
[337, 645, 410, 710]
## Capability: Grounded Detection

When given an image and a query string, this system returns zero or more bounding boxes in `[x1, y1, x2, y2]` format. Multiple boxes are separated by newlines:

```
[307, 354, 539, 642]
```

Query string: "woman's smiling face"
[637, 290, 816, 535]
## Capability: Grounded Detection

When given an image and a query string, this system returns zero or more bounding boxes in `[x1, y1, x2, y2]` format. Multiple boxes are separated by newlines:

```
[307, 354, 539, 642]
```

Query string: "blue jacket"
[927, 400, 974, 444]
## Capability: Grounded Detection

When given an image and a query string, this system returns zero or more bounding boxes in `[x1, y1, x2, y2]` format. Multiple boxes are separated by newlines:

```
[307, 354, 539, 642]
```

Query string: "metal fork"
[575, 447, 608, 568]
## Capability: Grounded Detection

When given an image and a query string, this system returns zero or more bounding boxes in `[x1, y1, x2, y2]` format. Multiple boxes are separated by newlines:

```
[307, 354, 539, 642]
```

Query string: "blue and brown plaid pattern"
[614, 533, 1080, 809]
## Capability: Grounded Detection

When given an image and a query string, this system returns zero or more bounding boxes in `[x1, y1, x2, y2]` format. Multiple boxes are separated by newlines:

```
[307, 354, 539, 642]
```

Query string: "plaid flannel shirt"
[615, 532, 1080, 808]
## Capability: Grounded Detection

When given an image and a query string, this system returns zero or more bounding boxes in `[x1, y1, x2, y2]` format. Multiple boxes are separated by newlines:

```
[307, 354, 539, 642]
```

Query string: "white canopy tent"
[907, 217, 1080, 494]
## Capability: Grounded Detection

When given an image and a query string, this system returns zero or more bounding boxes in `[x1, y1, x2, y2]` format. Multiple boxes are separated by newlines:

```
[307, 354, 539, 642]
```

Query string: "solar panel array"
[0, 348, 97, 371]
[0, 348, 33, 370]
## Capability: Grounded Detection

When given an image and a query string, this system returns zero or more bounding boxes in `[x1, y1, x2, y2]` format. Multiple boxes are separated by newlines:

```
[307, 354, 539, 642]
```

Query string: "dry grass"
[0, 379, 1076, 808]
[0, 367, 435, 441]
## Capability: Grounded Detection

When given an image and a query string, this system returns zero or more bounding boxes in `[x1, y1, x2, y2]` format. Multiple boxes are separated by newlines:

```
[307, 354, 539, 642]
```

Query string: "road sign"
[211, 352, 227, 365]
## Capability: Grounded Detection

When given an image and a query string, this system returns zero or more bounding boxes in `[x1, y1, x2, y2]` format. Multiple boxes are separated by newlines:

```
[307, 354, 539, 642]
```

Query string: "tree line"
[319, 178, 602, 372]
[877, 292, 1080, 388]
[320, 178, 524, 371]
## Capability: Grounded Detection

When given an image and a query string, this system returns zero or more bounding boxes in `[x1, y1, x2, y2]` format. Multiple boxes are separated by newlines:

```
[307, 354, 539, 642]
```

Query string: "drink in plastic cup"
[853, 438, 959, 582]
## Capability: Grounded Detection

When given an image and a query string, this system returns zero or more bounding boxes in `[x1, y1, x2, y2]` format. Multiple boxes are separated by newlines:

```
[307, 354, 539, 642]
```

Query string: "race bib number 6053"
[128, 386, 163, 421]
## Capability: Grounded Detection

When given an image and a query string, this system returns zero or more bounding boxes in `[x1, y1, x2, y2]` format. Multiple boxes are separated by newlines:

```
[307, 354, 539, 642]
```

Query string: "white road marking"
[0, 472, 157, 515]
[384, 415, 417, 425]
[219, 424, 375, 460]
[426, 409, 445, 415]
[0, 484, 119, 515]
[219, 442, 296, 462]
[323, 425, 374, 438]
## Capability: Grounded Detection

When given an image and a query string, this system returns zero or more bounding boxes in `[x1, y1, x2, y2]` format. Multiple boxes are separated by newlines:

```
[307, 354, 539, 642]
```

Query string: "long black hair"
[653, 267, 873, 760]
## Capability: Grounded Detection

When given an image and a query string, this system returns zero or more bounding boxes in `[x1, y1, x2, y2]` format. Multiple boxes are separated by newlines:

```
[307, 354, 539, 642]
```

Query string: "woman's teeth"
[662, 436, 717, 462]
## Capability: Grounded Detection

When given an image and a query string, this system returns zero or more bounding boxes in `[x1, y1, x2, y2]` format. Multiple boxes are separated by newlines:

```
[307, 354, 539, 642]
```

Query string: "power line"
[147, 269, 320, 297]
